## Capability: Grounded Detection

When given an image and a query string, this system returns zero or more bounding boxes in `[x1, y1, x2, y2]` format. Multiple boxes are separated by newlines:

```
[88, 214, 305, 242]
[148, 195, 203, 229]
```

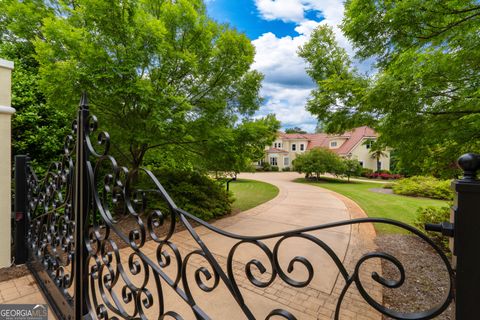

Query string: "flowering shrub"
[366, 172, 403, 180]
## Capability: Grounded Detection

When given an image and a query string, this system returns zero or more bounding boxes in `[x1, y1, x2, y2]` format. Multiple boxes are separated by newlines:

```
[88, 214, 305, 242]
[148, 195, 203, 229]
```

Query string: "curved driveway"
[6, 172, 368, 320]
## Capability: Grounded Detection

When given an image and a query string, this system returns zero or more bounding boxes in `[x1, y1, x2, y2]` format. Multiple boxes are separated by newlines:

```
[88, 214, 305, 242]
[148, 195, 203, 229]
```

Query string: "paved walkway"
[0, 172, 382, 319]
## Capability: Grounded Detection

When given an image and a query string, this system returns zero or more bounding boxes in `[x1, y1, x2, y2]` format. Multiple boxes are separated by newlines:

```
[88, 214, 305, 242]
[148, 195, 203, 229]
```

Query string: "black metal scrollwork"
[25, 96, 455, 320]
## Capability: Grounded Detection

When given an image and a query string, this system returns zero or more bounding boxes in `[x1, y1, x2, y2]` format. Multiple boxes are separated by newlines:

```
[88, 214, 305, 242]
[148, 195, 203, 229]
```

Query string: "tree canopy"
[299, 0, 480, 177]
[2, 0, 279, 173]
[285, 127, 307, 134]
[293, 147, 345, 179]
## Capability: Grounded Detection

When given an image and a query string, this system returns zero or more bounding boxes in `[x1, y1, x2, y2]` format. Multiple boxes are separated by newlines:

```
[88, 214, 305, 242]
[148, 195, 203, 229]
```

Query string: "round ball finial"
[458, 153, 480, 181]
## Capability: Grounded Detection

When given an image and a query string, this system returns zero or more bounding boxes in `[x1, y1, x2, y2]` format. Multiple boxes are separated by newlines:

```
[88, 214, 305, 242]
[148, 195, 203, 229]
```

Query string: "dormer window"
[330, 141, 337, 148]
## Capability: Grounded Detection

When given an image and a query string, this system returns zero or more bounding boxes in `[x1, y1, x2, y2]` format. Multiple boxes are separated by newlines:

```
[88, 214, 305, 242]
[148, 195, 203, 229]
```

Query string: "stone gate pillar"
[0, 58, 15, 267]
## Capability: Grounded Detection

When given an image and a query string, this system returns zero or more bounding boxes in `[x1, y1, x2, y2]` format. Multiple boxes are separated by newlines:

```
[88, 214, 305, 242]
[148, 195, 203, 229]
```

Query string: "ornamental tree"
[293, 148, 345, 179]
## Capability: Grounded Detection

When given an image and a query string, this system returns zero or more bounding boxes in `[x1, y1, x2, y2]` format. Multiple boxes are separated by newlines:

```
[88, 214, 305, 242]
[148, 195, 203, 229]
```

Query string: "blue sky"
[205, 0, 350, 132]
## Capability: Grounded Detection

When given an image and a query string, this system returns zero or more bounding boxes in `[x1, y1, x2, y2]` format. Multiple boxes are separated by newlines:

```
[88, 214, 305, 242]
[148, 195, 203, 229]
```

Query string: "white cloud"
[252, 0, 372, 132]
[255, 0, 307, 23]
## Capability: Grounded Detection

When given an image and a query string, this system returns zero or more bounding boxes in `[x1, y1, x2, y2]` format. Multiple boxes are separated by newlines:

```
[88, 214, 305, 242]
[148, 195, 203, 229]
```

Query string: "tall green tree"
[3, 0, 274, 171]
[300, 1, 480, 177]
[0, 0, 68, 169]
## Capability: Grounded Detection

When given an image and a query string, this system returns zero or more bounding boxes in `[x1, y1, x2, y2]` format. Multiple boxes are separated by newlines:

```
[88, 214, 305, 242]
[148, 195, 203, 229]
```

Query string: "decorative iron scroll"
[25, 96, 455, 320]
[26, 120, 77, 304]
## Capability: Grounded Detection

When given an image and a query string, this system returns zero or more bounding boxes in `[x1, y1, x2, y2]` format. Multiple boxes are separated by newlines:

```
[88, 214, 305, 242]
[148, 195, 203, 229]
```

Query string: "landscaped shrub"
[392, 176, 453, 200]
[366, 172, 403, 180]
[271, 166, 279, 172]
[382, 182, 395, 189]
[414, 206, 451, 252]
[262, 162, 271, 172]
[361, 168, 373, 177]
[151, 168, 233, 221]
[282, 167, 291, 171]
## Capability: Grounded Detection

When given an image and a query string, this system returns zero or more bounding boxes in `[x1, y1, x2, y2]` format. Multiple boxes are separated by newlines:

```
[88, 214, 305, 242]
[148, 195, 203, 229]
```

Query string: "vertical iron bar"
[453, 153, 480, 320]
[74, 93, 90, 319]
[14, 155, 28, 264]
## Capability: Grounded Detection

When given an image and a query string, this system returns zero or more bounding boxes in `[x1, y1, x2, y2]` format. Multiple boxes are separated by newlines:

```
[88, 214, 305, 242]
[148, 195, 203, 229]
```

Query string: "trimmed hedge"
[392, 176, 453, 200]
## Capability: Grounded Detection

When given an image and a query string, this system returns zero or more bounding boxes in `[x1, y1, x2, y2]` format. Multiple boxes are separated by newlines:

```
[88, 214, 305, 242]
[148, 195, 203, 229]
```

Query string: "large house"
[262, 126, 390, 171]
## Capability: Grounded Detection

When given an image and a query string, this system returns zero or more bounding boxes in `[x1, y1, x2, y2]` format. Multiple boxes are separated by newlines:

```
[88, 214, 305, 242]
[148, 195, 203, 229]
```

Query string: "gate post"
[453, 153, 480, 320]
[14, 155, 28, 264]
[73, 93, 90, 319]
[0, 58, 14, 268]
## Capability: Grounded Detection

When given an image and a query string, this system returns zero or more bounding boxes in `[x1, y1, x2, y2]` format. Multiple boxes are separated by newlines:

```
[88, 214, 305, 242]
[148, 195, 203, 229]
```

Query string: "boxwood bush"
[392, 176, 453, 200]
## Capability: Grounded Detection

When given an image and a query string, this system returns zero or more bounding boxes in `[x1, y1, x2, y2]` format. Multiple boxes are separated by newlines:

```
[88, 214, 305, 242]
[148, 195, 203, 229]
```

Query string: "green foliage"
[341, 159, 362, 181]
[154, 168, 232, 221]
[0, 0, 69, 169]
[382, 182, 395, 189]
[393, 176, 454, 200]
[300, 1, 480, 177]
[414, 206, 451, 252]
[2, 0, 277, 173]
[360, 167, 374, 177]
[203, 115, 280, 176]
[294, 148, 345, 178]
[285, 127, 307, 134]
[270, 166, 279, 172]
[282, 167, 291, 172]
[363, 139, 388, 173]
[261, 162, 271, 172]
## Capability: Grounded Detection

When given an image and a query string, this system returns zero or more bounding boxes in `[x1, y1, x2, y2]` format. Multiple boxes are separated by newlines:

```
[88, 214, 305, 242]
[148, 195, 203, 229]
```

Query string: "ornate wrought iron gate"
[12, 94, 480, 319]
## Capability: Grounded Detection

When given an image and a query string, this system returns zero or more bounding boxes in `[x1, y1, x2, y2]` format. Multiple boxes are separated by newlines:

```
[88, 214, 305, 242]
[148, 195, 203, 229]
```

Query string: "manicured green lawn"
[297, 177, 448, 234]
[229, 179, 279, 212]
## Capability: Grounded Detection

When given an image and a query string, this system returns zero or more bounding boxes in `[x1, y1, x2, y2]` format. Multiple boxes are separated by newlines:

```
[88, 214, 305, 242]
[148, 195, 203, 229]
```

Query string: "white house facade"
[261, 126, 390, 171]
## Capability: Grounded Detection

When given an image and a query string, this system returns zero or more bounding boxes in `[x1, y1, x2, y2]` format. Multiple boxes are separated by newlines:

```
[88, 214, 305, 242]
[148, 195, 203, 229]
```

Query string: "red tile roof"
[276, 126, 378, 155]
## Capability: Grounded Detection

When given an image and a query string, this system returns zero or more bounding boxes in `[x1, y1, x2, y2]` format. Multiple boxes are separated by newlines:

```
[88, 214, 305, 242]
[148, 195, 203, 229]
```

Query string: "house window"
[274, 143, 277, 148]
[291, 144, 296, 151]
[270, 157, 277, 166]
[359, 161, 364, 167]
[278, 143, 282, 148]
[366, 140, 375, 149]
[284, 157, 289, 166]
[300, 144, 305, 151]
[330, 141, 337, 148]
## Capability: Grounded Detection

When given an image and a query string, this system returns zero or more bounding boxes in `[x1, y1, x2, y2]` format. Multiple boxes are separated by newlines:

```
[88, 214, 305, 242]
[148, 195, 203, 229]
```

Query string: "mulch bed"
[375, 234, 455, 319]
[0, 264, 29, 282]
[369, 188, 394, 195]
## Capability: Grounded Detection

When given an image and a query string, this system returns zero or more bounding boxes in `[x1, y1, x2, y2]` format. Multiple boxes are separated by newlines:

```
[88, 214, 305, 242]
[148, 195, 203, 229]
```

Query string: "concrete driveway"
[3, 172, 381, 319]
